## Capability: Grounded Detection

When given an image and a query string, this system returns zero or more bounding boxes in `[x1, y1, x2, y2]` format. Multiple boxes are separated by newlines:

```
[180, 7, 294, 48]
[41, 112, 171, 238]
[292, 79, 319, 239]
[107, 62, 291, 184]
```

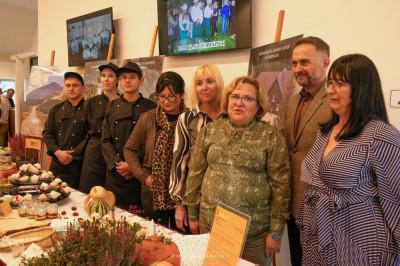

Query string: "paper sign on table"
[0, 201, 12, 216]
[202, 202, 251, 266]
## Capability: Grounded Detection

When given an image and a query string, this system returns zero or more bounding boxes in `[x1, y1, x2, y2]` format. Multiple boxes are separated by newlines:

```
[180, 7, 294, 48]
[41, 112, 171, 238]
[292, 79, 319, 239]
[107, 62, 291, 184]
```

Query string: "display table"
[0, 189, 256, 266]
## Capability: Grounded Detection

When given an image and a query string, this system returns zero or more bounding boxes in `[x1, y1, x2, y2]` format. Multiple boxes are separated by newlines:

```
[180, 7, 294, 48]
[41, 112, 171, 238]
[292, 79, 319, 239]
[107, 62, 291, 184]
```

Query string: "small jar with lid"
[34, 203, 47, 221]
[18, 201, 30, 217]
[46, 203, 58, 219]
[26, 201, 38, 219]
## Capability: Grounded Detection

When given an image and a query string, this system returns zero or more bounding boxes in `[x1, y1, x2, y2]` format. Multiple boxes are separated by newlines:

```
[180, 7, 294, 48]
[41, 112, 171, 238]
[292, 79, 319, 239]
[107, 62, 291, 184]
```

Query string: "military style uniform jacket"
[42, 99, 86, 188]
[101, 94, 156, 209]
[79, 93, 114, 193]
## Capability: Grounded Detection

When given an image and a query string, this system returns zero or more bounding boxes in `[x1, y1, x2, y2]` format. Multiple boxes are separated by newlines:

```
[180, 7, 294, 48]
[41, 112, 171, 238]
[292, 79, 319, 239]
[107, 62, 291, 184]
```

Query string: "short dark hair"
[294, 36, 330, 57]
[322, 53, 388, 139]
[64, 72, 84, 85]
[156, 71, 185, 95]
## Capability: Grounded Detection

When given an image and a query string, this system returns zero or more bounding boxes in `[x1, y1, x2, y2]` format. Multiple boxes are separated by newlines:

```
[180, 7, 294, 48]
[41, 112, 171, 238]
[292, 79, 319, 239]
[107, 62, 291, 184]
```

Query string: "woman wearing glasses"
[169, 64, 226, 233]
[124, 71, 188, 229]
[297, 54, 400, 265]
[183, 76, 290, 265]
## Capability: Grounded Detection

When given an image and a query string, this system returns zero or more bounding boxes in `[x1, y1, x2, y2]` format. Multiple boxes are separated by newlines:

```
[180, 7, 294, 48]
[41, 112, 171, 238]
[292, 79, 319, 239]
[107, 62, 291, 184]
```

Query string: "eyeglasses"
[229, 94, 257, 104]
[158, 94, 177, 102]
[325, 80, 348, 91]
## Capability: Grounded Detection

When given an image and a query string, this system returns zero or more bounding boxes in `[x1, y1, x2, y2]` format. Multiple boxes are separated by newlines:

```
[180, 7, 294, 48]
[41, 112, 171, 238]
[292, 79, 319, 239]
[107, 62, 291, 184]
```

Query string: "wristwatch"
[269, 232, 282, 241]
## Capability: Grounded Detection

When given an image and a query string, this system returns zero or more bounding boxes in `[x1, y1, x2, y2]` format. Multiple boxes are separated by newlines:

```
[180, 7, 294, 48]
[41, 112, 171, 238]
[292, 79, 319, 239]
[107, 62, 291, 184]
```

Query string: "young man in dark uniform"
[42, 72, 87, 189]
[101, 62, 156, 212]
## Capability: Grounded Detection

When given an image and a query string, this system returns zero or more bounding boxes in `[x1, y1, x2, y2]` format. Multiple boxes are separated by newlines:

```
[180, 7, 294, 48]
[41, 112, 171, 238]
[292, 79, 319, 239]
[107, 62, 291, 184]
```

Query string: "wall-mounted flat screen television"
[66, 7, 114, 67]
[157, 0, 251, 56]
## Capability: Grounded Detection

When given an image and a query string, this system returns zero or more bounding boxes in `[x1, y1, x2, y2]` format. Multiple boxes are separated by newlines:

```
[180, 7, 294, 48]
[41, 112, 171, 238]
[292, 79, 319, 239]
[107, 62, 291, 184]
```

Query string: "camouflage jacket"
[184, 118, 291, 234]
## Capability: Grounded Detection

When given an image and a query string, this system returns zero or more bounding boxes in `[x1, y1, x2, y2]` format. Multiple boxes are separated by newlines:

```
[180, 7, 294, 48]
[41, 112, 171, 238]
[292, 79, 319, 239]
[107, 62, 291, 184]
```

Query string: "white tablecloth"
[1, 189, 255, 266]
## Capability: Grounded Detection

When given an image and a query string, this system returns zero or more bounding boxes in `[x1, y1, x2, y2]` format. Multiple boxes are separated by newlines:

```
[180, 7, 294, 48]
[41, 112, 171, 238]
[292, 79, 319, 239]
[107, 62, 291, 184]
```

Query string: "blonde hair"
[189, 65, 224, 107]
[221, 76, 269, 120]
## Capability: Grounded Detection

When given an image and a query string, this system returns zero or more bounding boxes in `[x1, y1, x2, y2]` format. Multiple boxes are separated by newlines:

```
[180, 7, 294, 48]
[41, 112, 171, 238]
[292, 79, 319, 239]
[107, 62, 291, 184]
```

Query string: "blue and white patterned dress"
[297, 119, 400, 265]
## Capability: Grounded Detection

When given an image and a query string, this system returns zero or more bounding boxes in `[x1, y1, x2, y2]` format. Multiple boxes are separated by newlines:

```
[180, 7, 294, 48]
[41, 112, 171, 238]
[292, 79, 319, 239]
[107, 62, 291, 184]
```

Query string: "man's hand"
[54, 150, 74, 165]
[175, 206, 188, 232]
[115, 161, 133, 179]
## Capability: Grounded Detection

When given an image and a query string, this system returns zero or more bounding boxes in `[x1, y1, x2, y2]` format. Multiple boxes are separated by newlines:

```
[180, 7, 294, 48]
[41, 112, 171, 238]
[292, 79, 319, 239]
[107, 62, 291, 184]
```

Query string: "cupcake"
[12, 195, 24, 205]
[48, 191, 61, 201]
[38, 193, 48, 202]
[1, 194, 13, 203]
[30, 174, 40, 184]
[28, 164, 40, 174]
[19, 175, 30, 183]
[40, 182, 49, 191]
[34, 163, 42, 171]
[60, 186, 72, 196]
[8, 173, 20, 183]
[23, 193, 32, 201]
[40, 172, 52, 182]
[19, 164, 30, 173]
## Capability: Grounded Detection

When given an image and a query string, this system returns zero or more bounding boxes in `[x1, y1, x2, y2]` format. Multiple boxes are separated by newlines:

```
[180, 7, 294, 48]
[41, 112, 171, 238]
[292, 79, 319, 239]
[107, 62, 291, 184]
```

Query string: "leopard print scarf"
[151, 103, 188, 210]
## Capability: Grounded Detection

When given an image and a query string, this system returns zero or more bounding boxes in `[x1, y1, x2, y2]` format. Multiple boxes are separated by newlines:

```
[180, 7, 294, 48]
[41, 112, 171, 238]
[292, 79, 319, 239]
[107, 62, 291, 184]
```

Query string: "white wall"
[0, 61, 15, 79]
[38, 0, 400, 130]
[37, 1, 400, 265]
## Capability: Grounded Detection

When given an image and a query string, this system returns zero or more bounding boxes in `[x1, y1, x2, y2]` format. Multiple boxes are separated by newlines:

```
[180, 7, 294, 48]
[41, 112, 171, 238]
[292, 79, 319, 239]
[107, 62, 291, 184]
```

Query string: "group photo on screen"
[167, 0, 237, 55]
[67, 11, 113, 66]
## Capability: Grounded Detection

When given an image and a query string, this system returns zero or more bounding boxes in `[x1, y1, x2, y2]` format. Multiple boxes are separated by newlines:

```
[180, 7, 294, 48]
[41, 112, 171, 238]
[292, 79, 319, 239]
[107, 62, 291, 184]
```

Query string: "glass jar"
[18, 201, 30, 217]
[26, 201, 38, 219]
[35, 203, 47, 221]
[46, 203, 58, 219]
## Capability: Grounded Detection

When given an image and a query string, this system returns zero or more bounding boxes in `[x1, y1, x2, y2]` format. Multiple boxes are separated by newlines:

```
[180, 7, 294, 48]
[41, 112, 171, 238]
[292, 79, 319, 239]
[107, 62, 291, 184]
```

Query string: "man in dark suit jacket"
[285, 36, 332, 266]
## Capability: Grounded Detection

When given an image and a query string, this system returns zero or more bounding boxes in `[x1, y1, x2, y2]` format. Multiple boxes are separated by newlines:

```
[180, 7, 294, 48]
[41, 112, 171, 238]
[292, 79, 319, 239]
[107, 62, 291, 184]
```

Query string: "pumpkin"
[89, 186, 116, 209]
[87, 199, 110, 217]
[138, 236, 180, 266]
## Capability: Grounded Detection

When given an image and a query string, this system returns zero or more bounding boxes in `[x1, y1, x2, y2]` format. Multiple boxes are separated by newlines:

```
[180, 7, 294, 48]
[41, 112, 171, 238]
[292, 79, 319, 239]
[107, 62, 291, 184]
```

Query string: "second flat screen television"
[66, 7, 114, 67]
[157, 0, 252, 56]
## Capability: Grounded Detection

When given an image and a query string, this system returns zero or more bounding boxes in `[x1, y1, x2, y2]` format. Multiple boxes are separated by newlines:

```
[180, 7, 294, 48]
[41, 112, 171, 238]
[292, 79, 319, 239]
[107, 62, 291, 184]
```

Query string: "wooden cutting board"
[0, 209, 52, 237]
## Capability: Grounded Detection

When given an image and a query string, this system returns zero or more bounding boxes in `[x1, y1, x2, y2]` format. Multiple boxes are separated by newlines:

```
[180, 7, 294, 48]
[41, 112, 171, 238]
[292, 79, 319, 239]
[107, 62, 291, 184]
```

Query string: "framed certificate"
[203, 202, 251, 265]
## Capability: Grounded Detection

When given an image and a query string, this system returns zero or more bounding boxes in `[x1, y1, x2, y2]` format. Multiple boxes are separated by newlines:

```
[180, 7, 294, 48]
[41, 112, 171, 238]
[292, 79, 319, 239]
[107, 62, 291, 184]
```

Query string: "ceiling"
[0, 0, 38, 61]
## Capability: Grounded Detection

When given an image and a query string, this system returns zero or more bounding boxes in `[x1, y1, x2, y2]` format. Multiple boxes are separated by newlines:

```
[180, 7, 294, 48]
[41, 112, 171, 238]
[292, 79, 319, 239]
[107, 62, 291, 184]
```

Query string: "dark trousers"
[141, 185, 177, 231]
[287, 213, 302, 266]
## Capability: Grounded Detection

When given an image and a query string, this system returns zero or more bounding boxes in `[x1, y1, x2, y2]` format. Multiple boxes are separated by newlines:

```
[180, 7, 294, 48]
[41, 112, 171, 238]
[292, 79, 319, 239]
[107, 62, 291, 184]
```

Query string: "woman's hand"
[264, 234, 282, 258]
[175, 206, 188, 232]
[189, 221, 200, 234]
[144, 175, 153, 187]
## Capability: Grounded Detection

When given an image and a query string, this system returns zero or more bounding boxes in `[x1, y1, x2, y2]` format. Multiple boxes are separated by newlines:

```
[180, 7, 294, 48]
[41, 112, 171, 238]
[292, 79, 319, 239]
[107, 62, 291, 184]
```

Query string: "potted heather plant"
[21, 218, 145, 266]
[20, 217, 181, 266]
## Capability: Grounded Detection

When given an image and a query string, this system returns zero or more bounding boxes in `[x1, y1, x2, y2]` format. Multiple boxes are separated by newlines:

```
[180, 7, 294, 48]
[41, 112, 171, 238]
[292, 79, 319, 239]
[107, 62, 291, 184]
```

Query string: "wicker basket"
[0, 226, 56, 251]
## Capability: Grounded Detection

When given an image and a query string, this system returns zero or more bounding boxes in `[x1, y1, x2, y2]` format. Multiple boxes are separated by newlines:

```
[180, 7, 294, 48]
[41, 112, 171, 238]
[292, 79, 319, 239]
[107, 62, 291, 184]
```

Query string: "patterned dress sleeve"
[169, 112, 191, 205]
[266, 126, 291, 234]
[183, 125, 209, 222]
[370, 123, 400, 244]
